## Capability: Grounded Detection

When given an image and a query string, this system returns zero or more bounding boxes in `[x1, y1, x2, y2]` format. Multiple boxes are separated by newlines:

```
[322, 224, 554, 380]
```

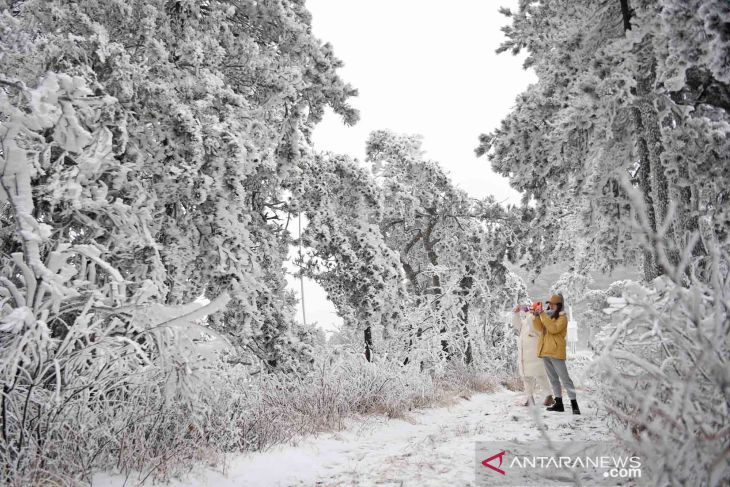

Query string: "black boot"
[570, 399, 581, 415]
[546, 397, 564, 412]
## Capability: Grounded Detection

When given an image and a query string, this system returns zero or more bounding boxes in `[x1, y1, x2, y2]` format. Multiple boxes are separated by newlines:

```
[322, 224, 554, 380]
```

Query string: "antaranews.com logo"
[476, 441, 646, 486]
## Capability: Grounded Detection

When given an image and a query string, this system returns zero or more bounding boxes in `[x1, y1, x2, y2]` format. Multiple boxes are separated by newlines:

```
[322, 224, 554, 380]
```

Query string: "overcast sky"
[287, 0, 537, 334]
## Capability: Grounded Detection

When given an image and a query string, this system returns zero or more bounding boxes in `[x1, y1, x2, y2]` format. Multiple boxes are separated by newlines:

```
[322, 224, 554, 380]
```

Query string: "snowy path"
[99, 388, 610, 486]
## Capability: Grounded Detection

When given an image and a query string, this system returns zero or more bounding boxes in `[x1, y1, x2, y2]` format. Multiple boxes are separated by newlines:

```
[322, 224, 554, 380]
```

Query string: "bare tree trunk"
[364, 326, 373, 362]
[619, 0, 632, 31]
[459, 300, 473, 365]
[457, 273, 474, 365]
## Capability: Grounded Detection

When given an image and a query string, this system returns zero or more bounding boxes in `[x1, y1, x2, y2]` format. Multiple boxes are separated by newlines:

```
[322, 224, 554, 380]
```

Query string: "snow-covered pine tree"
[286, 152, 405, 362]
[481, 0, 729, 283]
[1, 0, 360, 480]
[366, 130, 519, 369]
[1, 0, 359, 370]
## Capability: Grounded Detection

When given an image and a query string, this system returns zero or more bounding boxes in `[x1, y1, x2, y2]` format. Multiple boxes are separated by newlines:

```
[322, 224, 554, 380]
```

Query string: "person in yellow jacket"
[532, 294, 581, 414]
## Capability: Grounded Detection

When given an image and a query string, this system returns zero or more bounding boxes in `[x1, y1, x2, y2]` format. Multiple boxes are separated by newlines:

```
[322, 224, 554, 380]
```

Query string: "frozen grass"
[211, 354, 501, 457]
[9, 354, 502, 486]
[136, 355, 503, 484]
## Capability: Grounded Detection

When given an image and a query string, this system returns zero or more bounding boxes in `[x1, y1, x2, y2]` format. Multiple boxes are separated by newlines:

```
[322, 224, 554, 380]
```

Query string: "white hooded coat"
[511, 311, 548, 378]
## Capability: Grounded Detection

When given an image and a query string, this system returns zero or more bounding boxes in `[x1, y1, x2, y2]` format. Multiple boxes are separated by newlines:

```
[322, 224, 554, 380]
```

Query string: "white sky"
[287, 0, 537, 334]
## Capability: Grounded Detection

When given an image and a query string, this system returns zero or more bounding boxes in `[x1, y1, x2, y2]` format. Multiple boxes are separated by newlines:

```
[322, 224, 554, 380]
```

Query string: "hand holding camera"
[513, 302, 543, 315]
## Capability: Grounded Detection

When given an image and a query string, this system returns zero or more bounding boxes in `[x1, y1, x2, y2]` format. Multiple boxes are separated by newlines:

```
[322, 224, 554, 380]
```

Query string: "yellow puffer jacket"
[532, 311, 568, 360]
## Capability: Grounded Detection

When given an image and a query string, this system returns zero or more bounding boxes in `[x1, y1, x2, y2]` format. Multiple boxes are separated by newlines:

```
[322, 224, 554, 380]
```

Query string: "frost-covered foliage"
[364, 130, 521, 369]
[287, 152, 406, 358]
[660, 0, 730, 86]
[591, 258, 729, 485]
[107, 350, 498, 485]
[282, 131, 522, 371]
[480, 0, 730, 282]
[0, 0, 524, 483]
[549, 271, 592, 304]
[0, 0, 359, 372]
[577, 178, 729, 485]
[0, 73, 233, 484]
[0, 0, 361, 482]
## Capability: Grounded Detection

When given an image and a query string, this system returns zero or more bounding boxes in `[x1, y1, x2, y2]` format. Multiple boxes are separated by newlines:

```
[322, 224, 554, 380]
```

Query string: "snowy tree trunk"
[636, 57, 675, 264]
[631, 107, 660, 281]
[675, 163, 704, 258]
[621, 2, 678, 274]
[422, 218, 450, 360]
[400, 231, 424, 365]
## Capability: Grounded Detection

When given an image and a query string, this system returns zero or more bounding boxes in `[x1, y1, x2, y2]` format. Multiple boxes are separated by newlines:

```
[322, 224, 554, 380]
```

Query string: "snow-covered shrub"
[0, 72, 233, 485]
[591, 268, 729, 485]
[589, 188, 730, 485]
[0, 211, 231, 485]
[579, 280, 637, 351]
[171, 352, 438, 459]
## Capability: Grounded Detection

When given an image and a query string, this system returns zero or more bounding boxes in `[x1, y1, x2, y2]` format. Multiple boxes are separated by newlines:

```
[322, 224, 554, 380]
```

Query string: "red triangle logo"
[481, 450, 506, 475]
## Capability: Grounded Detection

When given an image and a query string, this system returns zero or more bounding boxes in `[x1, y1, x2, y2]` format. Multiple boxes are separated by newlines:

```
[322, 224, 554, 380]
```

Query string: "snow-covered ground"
[97, 387, 610, 487]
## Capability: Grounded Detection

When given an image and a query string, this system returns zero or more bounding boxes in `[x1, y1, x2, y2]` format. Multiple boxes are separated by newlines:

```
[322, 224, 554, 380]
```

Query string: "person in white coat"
[512, 305, 555, 406]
